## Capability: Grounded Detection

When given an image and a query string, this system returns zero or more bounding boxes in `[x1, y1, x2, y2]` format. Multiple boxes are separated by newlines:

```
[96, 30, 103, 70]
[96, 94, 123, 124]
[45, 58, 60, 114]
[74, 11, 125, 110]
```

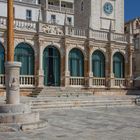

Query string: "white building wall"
[47, 11, 74, 26]
[0, 2, 40, 21]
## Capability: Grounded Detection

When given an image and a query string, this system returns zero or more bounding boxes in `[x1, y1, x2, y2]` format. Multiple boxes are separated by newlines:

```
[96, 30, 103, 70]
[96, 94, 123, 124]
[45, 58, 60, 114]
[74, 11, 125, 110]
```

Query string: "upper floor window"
[51, 14, 56, 24]
[134, 38, 140, 50]
[61, 4, 66, 7]
[67, 17, 72, 25]
[48, 1, 54, 5]
[81, 1, 84, 11]
[26, 10, 32, 21]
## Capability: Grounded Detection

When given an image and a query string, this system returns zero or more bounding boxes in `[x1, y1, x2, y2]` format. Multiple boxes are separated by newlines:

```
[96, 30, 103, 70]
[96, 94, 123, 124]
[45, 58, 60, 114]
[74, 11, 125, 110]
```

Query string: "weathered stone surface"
[0, 107, 140, 140]
[0, 104, 31, 113]
[0, 112, 39, 124]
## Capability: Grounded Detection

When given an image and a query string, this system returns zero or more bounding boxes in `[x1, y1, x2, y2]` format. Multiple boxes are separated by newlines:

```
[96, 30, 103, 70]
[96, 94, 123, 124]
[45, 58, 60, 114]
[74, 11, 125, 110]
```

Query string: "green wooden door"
[0, 43, 4, 74]
[43, 46, 60, 86]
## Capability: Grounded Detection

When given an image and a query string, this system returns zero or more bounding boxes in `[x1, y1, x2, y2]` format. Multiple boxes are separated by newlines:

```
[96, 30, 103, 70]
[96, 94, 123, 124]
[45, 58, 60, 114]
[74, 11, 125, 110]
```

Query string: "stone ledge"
[0, 104, 31, 113]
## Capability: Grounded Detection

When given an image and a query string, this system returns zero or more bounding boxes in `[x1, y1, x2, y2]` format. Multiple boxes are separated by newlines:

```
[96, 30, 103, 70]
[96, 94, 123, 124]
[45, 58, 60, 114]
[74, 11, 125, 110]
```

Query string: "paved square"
[0, 106, 140, 140]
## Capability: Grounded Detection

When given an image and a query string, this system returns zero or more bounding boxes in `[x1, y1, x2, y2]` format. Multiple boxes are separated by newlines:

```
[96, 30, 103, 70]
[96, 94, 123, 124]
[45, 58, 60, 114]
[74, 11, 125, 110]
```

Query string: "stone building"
[125, 17, 140, 87]
[0, 0, 133, 95]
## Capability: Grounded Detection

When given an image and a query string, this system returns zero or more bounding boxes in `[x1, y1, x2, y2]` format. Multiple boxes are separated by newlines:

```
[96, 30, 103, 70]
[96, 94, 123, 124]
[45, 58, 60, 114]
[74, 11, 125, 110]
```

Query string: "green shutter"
[0, 43, 4, 74]
[14, 43, 34, 75]
[113, 53, 124, 78]
[92, 51, 105, 77]
[69, 48, 84, 77]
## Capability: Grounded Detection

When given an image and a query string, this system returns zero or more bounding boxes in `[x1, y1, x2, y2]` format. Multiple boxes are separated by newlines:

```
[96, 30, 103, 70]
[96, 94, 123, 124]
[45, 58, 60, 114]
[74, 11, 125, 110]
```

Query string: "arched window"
[69, 48, 84, 77]
[43, 46, 60, 86]
[113, 52, 125, 78]
[14, 43, 34, 75]
[92, 50, 105, 77]
[0, 43, 4, 74]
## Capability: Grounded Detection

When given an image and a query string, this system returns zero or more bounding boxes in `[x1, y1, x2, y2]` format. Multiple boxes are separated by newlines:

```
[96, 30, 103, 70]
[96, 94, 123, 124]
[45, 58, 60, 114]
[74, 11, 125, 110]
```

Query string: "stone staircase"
[30, 96, 137, 111]
[30, 87, 94, 97]
[26, 87, 139, 111]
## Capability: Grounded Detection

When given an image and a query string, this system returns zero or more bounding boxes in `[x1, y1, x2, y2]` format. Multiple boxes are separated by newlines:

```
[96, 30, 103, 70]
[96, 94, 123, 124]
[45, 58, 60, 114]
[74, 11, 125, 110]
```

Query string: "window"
[134, 38, 140, 50]
[26, 10, 32, 21]
[81, 1, 84, 11]
[51, 14, 56, 24]
[48, 1, 54, 5]
[61, 4, 66, 7]
[67, 17, 72, 25]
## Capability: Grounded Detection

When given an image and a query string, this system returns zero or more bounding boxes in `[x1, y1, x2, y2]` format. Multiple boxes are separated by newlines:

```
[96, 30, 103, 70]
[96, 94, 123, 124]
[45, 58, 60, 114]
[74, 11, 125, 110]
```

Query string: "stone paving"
[0, 106, 140, 140]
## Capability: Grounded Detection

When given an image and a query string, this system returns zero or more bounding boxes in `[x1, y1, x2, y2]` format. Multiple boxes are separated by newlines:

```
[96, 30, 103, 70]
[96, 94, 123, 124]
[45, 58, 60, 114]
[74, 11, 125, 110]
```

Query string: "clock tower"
[74, 0, 124, 33]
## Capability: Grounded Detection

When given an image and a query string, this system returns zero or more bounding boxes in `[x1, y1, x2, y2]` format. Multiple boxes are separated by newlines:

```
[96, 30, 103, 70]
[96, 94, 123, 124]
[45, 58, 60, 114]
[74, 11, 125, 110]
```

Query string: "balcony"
[48, 4, 74, 14]
[14, 0, 38, 4]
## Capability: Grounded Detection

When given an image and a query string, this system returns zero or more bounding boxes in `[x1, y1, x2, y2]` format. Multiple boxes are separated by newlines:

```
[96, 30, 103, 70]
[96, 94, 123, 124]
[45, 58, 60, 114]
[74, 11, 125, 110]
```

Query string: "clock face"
[103, 2, 113, 15]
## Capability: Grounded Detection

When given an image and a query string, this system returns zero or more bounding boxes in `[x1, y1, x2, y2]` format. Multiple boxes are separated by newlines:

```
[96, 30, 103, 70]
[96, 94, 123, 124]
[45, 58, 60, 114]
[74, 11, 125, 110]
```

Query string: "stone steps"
[30, 87, 93, 97]
[30, 96, 136, 111]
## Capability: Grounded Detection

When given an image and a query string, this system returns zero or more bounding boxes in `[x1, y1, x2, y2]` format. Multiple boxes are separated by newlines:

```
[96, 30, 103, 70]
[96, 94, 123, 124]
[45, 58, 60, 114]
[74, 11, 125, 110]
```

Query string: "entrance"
[43, 46, 60, 86]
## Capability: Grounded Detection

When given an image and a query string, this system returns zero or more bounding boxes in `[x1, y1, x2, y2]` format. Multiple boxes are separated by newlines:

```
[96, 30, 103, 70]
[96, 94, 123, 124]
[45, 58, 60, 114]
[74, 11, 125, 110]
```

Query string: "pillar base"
[5, 61, 21, 104]
[0, 104, 47, 132]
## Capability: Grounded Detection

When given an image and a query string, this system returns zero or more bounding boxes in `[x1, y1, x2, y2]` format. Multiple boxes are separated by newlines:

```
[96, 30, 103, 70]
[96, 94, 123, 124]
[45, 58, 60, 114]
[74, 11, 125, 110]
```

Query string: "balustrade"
[20, 75, 35, 87]
[70, 77, 85, 86]
[92, 77, 106, 86]
[112, 33, 127, 42]
[89, 30, 108, 41]
[66, 27, 86, 37]
[0, 75, 5, 87]
[115, 78, 126, 87]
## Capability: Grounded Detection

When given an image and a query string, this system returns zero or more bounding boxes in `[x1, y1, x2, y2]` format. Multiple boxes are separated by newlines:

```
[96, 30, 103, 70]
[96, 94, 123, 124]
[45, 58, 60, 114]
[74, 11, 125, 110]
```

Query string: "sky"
[125, 0, 140, 22]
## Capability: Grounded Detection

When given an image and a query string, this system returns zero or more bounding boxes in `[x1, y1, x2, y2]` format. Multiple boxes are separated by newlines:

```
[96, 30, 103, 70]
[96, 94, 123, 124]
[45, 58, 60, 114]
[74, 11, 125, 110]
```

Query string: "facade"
[125, 17, 140, 87]
[0, 0, 133, 95]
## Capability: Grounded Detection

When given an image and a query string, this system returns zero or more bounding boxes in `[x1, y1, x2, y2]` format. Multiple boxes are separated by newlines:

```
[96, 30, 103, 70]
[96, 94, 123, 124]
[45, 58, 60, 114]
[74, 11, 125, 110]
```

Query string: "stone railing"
[0, 16, 132, 43]
[61, 7, 74, 14]
[14, 19, 36, 32]
[89, 29, 108, 41]
[115, 78, 126, 87]
[92, 77, 106, 87]
[0, 16, 36, 32]
[66, 26, 86, 37]
[20, 75, 35, 87]
[48, 4, 74, 14]
[14, 0, 38, 4]
[69, 77, 85, 86]
[112, 33, 127, 43]
[0, 74, 5, 87]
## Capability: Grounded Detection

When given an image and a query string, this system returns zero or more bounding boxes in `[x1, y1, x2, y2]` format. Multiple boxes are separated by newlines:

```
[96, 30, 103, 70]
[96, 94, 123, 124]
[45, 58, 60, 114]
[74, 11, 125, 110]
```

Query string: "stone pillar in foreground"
[5, 0, 21, 104]
[5, 62, 21, 104]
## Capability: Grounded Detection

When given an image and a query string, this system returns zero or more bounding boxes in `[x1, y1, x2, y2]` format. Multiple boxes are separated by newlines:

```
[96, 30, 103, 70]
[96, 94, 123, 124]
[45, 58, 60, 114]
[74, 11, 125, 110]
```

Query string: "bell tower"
[74, 0, 124, 33]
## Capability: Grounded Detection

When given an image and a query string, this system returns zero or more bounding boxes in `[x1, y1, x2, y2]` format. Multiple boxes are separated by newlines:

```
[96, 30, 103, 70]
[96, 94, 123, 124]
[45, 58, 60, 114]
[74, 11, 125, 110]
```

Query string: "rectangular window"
[26, 10, 32, 21]
[51, 14, 56, 24]
[67, 17, 72, 25]
[134, 38, 140, 50]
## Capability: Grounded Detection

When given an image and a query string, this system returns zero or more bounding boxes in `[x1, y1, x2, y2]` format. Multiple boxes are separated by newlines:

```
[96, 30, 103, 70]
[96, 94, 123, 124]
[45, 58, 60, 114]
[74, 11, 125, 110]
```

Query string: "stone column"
[108, 48, 114, 88]
[88, 48, 93, 87]
[126, 45, 133, 88]
[37, 42, 44, 88]
[65, 47, 70, 86]
[5, 0, 21, 104]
